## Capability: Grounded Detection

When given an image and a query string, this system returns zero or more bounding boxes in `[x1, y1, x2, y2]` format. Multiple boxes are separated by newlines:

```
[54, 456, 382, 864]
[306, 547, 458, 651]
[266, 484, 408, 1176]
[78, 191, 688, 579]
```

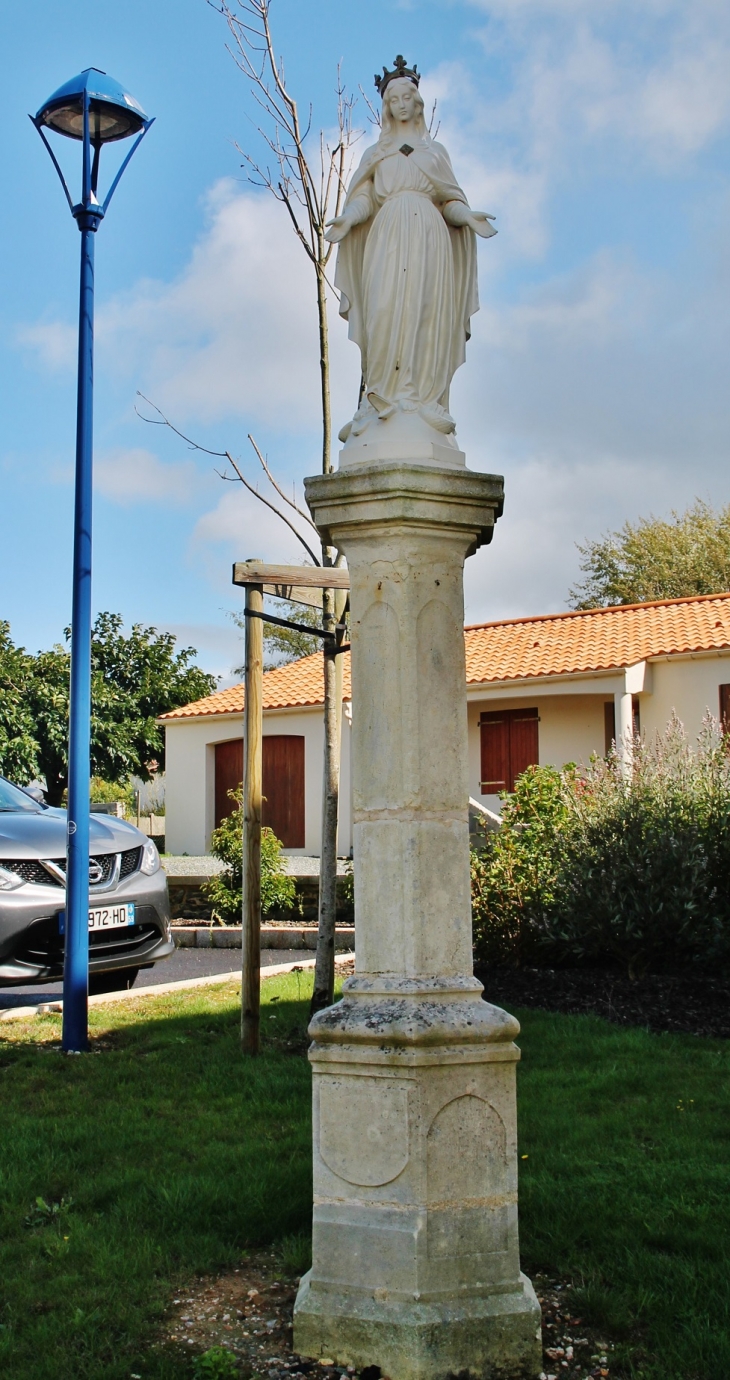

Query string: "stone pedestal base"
[292, 979, 542, 1380]
[294, 1272, 541, 1380]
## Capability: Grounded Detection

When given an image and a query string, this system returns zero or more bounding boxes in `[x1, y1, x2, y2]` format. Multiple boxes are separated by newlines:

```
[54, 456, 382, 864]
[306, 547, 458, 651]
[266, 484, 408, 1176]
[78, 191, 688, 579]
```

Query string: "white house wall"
[165, 705, 352, 857]
[640, 653, 729, 744]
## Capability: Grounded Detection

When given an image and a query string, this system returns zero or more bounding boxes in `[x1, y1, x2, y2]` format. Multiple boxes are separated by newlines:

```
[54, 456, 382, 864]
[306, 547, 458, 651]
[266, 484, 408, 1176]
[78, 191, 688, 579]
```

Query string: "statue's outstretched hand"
[470, 211, 498, 239]
[325, 214, 354, 244]
[443, 201, 497, 238]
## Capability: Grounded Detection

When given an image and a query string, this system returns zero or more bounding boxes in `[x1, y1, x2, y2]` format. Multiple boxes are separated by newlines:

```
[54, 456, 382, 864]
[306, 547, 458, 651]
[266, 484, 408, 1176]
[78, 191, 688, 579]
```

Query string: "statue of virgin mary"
[327, 56, 496, 457]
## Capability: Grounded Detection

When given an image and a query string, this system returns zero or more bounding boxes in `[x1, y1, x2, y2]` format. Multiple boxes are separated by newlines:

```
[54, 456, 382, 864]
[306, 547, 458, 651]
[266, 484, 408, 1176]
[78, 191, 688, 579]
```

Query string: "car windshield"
[0, 777, 45, 813]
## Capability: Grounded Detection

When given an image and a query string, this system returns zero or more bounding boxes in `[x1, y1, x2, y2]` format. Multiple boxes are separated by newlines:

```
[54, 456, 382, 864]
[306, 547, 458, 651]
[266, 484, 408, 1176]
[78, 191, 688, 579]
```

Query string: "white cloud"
[158, 621, 245, 686]
[17, 180, 360, 444]
[463, 0, 730, 163]
[94, 448, 200, 506]
[17, 320, 76, 372]
[192, 483, 320, 590]
[96, 182, 360, 433]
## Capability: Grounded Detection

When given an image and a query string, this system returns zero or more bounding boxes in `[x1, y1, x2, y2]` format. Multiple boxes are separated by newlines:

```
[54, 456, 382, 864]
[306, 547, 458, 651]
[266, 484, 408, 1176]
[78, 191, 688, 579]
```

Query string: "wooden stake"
[242, 582, 263, 1053]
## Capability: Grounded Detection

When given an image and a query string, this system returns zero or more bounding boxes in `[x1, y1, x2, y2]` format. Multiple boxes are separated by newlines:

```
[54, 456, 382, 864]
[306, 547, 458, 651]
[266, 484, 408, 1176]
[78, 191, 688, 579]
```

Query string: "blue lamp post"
[32, 70, 153, 1053]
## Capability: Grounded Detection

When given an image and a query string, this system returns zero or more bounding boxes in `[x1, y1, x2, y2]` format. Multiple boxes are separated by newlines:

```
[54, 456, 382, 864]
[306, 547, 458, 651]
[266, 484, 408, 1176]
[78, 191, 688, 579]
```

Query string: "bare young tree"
[209, 0, 358, 1014]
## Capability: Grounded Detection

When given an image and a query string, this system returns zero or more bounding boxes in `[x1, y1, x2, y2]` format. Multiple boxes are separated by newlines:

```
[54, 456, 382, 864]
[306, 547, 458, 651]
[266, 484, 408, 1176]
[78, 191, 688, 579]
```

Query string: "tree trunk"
[310, 579, 344, 1015]
[310, 250, 346, 1016]
[317, 255, 331, 479]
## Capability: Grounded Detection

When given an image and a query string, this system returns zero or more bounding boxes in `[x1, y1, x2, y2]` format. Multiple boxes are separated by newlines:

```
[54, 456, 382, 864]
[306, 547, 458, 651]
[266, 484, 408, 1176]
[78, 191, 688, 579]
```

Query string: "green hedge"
[471, 717, 730, 978]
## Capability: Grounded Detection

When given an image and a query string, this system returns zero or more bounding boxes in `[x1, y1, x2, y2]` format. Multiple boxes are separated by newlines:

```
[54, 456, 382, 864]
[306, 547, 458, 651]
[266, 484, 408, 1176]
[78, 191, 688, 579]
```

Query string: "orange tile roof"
[160, 651, 351, 719]
[161, 593, 730, 719]
[464, 592, 730, 683]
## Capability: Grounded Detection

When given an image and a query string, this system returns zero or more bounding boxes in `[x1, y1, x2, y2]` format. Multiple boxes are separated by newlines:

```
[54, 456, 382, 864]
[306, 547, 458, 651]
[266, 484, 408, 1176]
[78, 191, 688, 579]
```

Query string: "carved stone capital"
[305, 462, 504, 558]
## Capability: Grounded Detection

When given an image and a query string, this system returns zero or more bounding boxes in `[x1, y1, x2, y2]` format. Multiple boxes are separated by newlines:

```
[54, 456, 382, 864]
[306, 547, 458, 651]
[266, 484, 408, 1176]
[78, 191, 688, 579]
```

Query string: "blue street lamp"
[31, 70, 153, 1053]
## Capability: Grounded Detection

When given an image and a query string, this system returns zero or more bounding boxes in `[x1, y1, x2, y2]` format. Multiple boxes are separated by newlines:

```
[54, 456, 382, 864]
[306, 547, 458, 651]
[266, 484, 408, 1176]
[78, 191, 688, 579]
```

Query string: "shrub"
[203, 787, 297, 924]
[470, 765, 567, 967]
[471, 717, 730, 978]
[556, 717, 730, 977]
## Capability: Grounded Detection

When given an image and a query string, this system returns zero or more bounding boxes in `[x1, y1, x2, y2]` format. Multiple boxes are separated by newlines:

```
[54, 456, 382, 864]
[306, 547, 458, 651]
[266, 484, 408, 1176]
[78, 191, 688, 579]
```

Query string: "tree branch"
[219, 453, 322, 565]
[135, 393, 321, 565]
[247, 433, 319, 531]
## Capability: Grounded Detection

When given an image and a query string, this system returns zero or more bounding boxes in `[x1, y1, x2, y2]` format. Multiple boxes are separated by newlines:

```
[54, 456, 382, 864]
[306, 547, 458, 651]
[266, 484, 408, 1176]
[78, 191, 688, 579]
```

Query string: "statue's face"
[387, 81, 418, 124]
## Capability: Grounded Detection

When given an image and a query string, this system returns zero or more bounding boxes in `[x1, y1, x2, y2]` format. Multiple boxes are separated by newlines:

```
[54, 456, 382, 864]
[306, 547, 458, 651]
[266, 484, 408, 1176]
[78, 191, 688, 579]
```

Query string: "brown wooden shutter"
[604, 701, 616, 756]
[480, 711, 510, 792]
[632, 696, 641, 737]
[509, 708, 539, 788]
[214, 739, 243, 829]
[720, 685, 730, 734]
[262, 735, 305, 848]
[480, 708, 539, 794]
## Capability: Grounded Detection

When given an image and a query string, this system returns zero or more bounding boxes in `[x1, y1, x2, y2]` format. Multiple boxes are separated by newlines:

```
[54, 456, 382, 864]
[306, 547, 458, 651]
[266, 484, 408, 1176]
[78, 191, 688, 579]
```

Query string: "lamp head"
[36, 68, 147, 143]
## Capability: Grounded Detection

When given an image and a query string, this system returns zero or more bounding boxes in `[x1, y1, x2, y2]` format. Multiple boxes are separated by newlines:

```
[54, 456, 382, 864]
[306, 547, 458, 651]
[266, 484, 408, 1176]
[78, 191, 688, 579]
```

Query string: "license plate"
[58, 902, 135, 934]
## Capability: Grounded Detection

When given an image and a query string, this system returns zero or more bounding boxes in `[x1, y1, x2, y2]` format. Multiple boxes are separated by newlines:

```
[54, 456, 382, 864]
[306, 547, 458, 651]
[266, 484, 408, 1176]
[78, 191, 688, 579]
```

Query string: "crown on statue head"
[375, 55, 421, 98]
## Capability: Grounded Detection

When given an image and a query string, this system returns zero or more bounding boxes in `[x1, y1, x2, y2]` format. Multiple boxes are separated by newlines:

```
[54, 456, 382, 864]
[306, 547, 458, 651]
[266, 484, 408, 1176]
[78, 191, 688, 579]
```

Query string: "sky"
[1, 0, 729, 685]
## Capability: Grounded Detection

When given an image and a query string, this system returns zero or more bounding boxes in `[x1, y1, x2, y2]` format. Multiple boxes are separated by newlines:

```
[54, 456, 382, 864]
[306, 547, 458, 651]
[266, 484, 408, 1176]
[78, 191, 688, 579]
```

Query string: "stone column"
[293, 461, 542, 1380]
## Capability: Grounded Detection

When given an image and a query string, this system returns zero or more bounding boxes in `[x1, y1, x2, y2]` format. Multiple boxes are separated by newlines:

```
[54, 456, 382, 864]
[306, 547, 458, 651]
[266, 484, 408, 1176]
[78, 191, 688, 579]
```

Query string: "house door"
[214, 735, 305, 847]
[480, 708, 539, 794]
[262, 735, 305, 848]
[214, 739, 243, 829]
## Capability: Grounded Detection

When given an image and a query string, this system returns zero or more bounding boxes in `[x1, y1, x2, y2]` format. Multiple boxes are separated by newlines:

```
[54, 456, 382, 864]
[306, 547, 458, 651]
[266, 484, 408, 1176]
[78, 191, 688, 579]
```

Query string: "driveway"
[0, 946, 306, 1010]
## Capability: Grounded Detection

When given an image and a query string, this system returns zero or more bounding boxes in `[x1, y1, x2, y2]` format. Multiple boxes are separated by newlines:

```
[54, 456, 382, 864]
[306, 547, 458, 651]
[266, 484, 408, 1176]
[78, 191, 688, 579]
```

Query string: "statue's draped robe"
[335, 136, 479, 426]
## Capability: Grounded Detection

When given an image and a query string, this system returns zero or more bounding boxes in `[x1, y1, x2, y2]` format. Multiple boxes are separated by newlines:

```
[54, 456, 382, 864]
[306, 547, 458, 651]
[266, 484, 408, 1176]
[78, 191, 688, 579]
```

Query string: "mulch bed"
[476, 964, 730, 1040]
[157, 1250, 618, 1380]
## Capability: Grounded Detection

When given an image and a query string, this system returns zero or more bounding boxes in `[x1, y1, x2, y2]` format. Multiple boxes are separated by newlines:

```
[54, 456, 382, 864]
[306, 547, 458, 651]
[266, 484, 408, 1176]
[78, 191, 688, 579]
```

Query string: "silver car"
[0, 775, 173, 993]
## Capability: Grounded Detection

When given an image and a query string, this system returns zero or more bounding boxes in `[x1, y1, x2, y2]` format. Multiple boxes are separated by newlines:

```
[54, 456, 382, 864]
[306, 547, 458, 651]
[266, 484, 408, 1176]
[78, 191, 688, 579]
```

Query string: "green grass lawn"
[1, 974, 729, 1380]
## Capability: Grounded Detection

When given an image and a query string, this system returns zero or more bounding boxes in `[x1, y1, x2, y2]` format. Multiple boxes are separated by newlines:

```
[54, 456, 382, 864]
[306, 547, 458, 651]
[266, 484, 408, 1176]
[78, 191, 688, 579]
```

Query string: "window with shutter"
[480, 708, 539, 794]
[480, 711, 510, 792]
[510, 708, 539, 785]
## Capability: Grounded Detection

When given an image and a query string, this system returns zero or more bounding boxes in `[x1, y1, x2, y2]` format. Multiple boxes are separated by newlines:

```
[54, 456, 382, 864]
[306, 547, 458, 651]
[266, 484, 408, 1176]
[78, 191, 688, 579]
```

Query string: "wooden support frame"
[234, 560, 351, 1053]
[233, 560, 349, 611]
[241, 582, 263, 1054]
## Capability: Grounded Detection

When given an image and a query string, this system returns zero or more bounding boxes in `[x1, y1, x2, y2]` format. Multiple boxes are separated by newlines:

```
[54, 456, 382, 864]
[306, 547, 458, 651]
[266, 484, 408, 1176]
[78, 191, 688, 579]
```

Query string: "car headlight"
[140, 837, 161, 876]
[0, 865, 23, 891]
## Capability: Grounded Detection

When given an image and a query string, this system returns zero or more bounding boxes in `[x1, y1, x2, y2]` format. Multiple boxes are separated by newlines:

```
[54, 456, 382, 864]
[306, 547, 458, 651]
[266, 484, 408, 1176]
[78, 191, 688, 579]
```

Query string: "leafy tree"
[0, 615, 216, 805]
[569, 499, 730, 608]
[231, 600, 320, 673]
[203, 787, 297, 924]
[0, 622, 39, 784]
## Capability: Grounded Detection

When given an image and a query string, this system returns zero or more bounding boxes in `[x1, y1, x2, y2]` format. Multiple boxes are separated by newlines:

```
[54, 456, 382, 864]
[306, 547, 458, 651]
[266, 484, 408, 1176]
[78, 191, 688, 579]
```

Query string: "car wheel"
[88, 967, 140, 995]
